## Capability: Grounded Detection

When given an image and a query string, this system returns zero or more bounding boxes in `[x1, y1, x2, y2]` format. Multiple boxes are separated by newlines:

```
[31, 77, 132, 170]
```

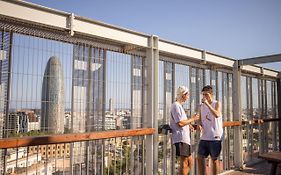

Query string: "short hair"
[176, 86, 189, 100]
[202, 85, 213, 94]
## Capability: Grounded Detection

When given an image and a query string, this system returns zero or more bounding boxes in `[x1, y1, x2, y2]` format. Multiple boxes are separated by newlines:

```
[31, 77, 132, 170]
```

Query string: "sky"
[27, 0, 281, 71]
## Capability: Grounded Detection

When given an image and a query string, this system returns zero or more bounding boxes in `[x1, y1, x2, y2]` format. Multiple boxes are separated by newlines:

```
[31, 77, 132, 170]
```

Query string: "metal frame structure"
[0, 0, 280, 174]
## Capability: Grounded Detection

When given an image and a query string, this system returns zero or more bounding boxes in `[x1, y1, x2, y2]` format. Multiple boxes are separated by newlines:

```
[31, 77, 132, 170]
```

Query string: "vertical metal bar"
[277, 73, 281, 151]
[249, 77, 253, 160]
[193, 67, 200, 175]
[86, 141, 89, 175]
[79, 142, 82, 175]
[94, 142, 97, 175]
[55, 144, 57, 173]
[26, 146, 29, 175]
[272, 81, 277, 150]
[107, 142, 109, 175]
[215, 71, 219, 101]
[263, 80, 268, 152]
[120, 138, 123, 175]
[70, 42, 76, 175]
[145, 35, 159, 175]
[152, 36, 159, 175]
[260, 79, 265, 153]
[171, 62, 176, 175]
[222, 72, 227, 170]
[226, 73, 231, 169]
[143, 43, 151, 173]
[4, 30, 12, 138]
[36, 146, 39, 174]
[246, 77, 250, 163]
[125, 139, 128, 173]
[163, 61, 168, 175]
[233, 61, 243, 168]
[100, 49, 106, 175]
[70, 143, 73, 175]
[203, 68, 206, 85]
[101, 141, 104, 175]
[63, 143, 65, 175]
[131, 55, 134, 130]
[14, 148, 18, 174]
[142, 138, 145, 175]
[258, 79, 263, 154]
[2, 31, 13, 175]
[130, 137, 134, 174]
[113, 138, 116, 175]
[137, 137, 140, 175]
[86, 46, 92, 133]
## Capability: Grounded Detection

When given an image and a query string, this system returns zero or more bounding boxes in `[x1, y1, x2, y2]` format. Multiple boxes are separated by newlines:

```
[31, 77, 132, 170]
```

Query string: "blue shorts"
[198, 140, 222, 160]
[175, 142, 191, 157]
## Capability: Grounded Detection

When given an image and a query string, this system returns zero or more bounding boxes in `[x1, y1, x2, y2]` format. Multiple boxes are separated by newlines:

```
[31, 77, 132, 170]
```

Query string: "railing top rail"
[1, 118, 280, 149]
[0, 128, 155, 149]
[223, 117, 280, 127]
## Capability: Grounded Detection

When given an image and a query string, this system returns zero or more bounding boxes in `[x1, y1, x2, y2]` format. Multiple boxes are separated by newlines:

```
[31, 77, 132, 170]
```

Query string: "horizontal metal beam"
[239, 54, 281, 66]
[0, 0, 280, 78]
[0, 0, 150, 47]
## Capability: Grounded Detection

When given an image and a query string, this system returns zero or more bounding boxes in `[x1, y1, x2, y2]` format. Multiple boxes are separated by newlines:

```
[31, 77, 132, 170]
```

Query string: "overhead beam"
[239, 54, 281, 66]
[0, 0, 280, 78]
[0, 0, 149, 47]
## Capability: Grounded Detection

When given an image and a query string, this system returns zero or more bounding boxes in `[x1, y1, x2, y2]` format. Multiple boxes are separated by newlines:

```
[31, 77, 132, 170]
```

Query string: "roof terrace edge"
[0, 0, 279, 77]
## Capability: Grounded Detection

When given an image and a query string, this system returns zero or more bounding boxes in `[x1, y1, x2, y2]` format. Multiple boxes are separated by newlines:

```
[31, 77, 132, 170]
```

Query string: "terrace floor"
[225, 160, 278, 175]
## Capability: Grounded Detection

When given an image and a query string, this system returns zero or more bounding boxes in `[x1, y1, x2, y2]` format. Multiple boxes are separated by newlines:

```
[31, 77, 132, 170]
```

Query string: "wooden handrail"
[222, 118, 281, 127]
[0, 128, 155, 149]
[0, 118, 280, 149]
[223, 121, 242, 127]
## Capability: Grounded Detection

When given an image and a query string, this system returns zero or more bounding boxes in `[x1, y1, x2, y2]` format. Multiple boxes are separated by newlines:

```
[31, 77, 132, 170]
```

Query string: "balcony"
[0, 1, 280, 175]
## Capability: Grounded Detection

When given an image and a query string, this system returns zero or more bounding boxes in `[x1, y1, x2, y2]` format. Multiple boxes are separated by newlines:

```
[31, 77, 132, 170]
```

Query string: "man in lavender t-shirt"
[170, 86, 199, 175]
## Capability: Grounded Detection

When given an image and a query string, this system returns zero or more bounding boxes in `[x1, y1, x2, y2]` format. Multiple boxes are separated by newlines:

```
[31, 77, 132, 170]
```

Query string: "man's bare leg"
[180, 156, 190, 175]
[197, 156, 205, 175]
[212, 159, 220, 175]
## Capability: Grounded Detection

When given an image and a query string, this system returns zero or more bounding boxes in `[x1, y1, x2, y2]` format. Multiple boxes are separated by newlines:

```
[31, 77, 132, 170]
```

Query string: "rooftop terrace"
[0, 0, 280, 174]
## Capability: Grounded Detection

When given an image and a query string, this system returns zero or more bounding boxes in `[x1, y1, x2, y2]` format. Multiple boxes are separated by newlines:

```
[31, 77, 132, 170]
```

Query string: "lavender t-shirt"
[170, 102, 190, 145]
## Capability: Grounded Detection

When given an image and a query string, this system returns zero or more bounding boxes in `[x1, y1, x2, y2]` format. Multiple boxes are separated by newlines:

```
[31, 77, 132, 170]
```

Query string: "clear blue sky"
[27, 0, 281, 71]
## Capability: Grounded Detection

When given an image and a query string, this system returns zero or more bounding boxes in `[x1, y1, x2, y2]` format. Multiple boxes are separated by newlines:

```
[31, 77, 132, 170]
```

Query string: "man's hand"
[189, 124, 195, 132]
[191, 113, 200, 122]
[198, 125, 204, 132]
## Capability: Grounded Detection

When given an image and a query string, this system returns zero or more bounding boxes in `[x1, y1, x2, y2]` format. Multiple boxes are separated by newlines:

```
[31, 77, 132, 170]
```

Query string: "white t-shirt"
[200, 100, 223, 141]
[170, 102, 190, 145]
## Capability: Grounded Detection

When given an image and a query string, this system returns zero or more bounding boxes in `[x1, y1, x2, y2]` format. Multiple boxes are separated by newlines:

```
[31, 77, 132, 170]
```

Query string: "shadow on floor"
[227, 161, 277, 175]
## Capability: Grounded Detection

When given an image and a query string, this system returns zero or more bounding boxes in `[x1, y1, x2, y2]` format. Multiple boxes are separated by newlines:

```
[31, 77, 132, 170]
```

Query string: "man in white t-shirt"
[197, 85, 223, 175]
[170, 86, 199, 175]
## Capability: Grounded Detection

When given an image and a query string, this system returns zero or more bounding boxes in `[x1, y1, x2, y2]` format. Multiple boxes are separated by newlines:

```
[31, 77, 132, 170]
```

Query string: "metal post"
[233, 61, 243, 168]
[277, 72, 281, 151]
[3, 31, 13, 175]
[144, 35, 159, 175]
[101, 49, 107, 175]
[171, 63, 176, 175]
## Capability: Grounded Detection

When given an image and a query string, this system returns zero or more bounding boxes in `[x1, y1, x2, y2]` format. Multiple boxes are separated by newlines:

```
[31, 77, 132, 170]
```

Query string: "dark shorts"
[198, 140, 222, 160]
[175, 142, 191, 157]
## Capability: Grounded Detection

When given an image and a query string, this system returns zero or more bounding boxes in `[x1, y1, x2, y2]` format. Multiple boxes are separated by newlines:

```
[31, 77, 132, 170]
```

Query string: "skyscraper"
[71, 45, 104, 171]
[41, 56, 65, 133]
[109, 98, 114, 113]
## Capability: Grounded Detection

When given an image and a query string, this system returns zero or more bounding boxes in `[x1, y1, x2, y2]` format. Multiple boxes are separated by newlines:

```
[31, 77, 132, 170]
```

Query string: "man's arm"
[205, 101, 221, 118]
[177, 114, 199, 127]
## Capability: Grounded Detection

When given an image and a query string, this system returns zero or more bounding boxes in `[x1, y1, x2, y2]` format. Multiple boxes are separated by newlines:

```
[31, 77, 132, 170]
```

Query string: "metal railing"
[1, 118, 280, 174]
[0, 128, 155, 175]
